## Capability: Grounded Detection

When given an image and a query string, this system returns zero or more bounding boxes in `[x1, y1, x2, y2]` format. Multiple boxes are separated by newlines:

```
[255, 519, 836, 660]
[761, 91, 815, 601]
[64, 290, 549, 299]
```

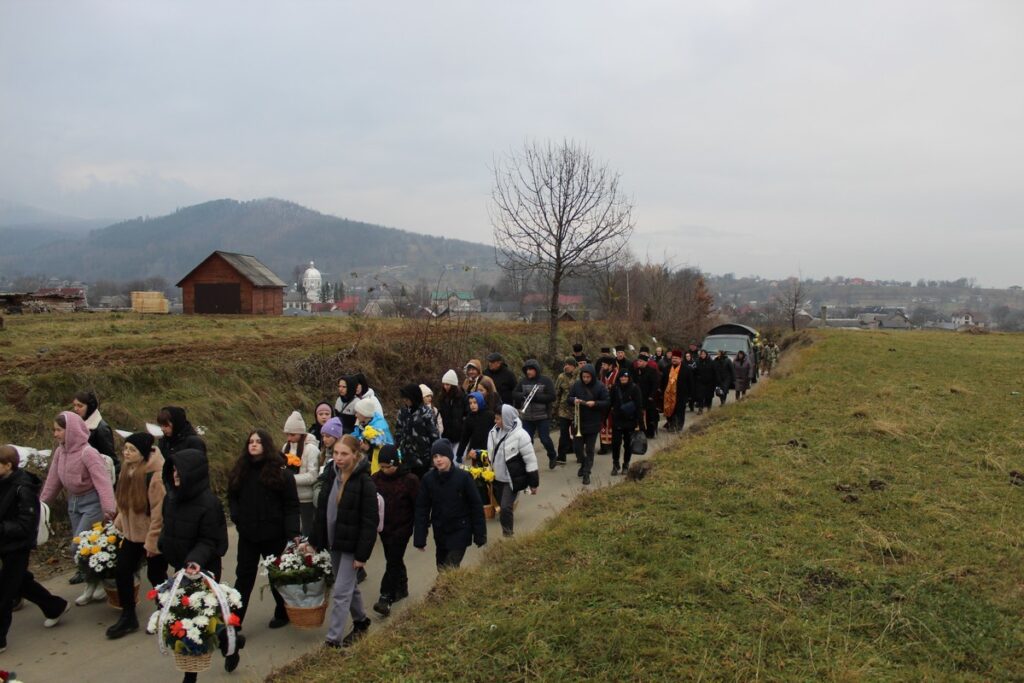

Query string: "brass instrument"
[574, 400, 582, 437]
[520, 384, 540, 415]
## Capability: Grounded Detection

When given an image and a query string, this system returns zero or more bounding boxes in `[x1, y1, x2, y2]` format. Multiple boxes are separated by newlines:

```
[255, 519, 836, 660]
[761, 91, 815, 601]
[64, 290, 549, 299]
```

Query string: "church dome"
[301, 261, 323, 301]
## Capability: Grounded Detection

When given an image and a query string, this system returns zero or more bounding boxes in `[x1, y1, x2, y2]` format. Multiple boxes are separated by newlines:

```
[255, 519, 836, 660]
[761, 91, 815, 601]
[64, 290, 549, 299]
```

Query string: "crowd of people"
[0, 338, 775, 676]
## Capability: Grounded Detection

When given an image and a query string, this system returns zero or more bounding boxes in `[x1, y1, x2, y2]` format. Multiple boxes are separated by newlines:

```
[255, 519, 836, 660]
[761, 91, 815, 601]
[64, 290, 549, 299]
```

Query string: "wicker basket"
[174, 650, 213, 673]
[483, 504, 496, 519]
[104, 582, 139, 609]
[284, 601, 327, 629]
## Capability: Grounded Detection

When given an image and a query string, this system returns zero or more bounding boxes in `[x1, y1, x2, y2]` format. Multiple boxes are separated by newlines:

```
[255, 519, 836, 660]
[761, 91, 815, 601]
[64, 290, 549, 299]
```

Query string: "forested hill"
[0, 198, 496, 282]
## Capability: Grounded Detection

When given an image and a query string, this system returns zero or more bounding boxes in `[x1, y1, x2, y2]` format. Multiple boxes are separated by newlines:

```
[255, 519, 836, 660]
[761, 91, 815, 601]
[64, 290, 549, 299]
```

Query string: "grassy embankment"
[277, 329, 1024, 682]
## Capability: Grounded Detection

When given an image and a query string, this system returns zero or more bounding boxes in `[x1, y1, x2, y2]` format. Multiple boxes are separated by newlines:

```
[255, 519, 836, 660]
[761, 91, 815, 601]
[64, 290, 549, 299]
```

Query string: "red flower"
[146, 589, 158, 600]
[273, 558, 282, 567]
[170, 620, 186, 638]
[228, 613, 241, 627]
[180, 595, 190, 607]
[303, 555, 313, 567]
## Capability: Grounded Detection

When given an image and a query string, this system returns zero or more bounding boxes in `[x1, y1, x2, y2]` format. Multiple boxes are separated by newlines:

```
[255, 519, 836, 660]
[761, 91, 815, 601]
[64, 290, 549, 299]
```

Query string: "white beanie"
[419, 383, 433, 399]
[355, 398, 377, 418]
[283, 410, 306, 434]
[442, 369, 459, 386]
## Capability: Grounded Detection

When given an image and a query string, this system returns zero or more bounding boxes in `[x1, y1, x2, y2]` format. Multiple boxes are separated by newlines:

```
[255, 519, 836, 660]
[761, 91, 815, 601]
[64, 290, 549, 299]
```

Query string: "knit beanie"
[321, 417, 344, 439]
[430, 438, 454, 462]
[355, 398, 378, 418]
[125, 432, 154, 459]
[572, 343, 583, 353]
[419, 384, 434, 399]
[441, 369, 459, 386]
[283, 410, 306, 434]
[377, 444, 400, 466]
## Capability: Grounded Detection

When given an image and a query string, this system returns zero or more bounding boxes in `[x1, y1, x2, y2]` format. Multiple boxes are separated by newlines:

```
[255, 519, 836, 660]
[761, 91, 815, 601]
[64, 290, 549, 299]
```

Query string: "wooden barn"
[177, 251, 286, 315]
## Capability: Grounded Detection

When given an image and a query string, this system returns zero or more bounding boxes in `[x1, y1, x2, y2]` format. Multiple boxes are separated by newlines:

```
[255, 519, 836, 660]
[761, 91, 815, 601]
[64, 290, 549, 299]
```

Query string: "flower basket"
[284, 602, 328, 629]
[74, 521, 124, 582]
[103, 579, 140, 609]
[173, 650, 212, 673]
[151, 570, 242, 670]
[261, 540, 333, 628]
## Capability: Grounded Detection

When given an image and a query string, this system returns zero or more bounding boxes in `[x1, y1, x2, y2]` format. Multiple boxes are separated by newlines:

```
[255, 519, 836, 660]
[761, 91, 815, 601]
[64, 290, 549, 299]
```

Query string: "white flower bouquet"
[73, 521, 123, 581]
[149, 572, 243, 673]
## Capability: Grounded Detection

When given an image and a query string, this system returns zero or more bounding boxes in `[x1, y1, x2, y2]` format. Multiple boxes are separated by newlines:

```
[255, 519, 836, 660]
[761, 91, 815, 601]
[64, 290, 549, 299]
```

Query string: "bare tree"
[491, 139, 635, 359]
[775, 277, 807, 331]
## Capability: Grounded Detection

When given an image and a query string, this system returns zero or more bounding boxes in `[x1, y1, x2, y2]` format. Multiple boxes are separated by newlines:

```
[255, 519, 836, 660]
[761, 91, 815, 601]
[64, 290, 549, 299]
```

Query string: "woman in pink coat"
[40, 411, 116, 606]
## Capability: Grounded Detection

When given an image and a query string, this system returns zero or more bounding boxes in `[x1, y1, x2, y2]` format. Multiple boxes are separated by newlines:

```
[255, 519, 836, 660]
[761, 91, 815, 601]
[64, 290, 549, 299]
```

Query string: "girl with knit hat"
[40, 411, 116, 606]
[282, 410, 322, 536]
[352, 399, 394, 475]
[106, 432, 167, 639]
[437, 369, 465, 447]
[419, 384, 444, 437]
[308, 401, 334, 450]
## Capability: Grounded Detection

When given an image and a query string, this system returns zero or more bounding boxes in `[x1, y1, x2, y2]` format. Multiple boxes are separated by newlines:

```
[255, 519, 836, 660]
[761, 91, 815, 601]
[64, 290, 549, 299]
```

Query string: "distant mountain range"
[0, 198, 497, 283]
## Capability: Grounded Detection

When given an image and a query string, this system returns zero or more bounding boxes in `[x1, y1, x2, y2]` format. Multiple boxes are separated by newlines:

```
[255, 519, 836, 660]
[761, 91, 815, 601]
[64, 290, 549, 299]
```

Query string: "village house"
[177, 251, 285, 315]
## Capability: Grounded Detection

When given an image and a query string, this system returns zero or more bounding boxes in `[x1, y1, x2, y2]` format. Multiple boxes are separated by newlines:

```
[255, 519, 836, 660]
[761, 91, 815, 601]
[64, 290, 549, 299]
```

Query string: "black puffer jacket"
[456, 405, 495, 462]
[159, 449, 228, 570]
[228, 458, 300, 543]
[566, 364, 611, 436]
[484, 363, 518, 405]
[311, 459, 378, 563]
[395, 384, 440, 472]
[413, 466, 486, 551]
[610, 380, 644, 431]
[512, 360, 556, 422]
[438, 385, 465, 443]
[694, 357, 717, 391]
[0, 469, 42, 554]
[714, 356, 735, 390]
[157, 406, 206, 458]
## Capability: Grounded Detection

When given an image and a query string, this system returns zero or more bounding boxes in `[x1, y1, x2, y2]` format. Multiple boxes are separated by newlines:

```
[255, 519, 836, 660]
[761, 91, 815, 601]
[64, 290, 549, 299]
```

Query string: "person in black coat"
[713, 350, 735, 406]
[437, 371, 465, 445]
[512, 359, 557, 468]
[609, 370, 643, 476]
[226, 430, 299, 630]
[0, 445, 69, 653]
[369, 445, 419, 617]
[308, 434, 378, 647]
[694, 349, 718, 414]
[414, 439, 486, 570]
[483, 352, 517, 406]
[456, 391, 494, 465]
[566, 363, 611, 485]
[158, 447, 228, 578]
[157, 406, 207, 458]
[71, 390, 118, 478]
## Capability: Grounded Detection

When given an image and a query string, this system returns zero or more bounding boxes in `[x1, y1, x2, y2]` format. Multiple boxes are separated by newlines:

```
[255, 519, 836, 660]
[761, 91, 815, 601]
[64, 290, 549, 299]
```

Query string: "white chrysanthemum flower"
[148, 612, 161, 632]
[192, 616, 209, 628]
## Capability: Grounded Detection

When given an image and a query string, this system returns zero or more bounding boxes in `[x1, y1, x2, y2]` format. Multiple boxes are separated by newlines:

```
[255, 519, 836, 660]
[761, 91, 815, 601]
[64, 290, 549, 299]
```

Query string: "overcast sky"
[2, 1, 1021, 286]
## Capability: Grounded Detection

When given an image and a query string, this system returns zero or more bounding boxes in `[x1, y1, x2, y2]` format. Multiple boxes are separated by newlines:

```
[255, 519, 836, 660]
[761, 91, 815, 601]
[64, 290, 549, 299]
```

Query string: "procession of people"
[0, 336, 767, 678]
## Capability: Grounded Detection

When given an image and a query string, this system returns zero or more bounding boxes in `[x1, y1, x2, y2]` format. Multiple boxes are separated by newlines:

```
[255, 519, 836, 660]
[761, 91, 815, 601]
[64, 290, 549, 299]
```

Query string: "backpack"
[37, 499, 52, 546]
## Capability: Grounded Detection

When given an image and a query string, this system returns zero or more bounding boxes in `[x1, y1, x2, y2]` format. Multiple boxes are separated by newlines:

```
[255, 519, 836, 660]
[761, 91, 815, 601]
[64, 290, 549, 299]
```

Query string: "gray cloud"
[1, 0, 1021, 285]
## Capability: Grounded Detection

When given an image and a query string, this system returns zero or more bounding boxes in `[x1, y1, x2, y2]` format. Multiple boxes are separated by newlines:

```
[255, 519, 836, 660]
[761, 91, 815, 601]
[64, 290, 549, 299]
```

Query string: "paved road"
[1, 404, 732, 682]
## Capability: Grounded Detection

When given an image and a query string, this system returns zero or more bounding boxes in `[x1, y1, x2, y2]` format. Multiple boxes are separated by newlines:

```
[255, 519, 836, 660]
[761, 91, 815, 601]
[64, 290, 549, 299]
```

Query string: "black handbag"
[630, 431, 648, 455]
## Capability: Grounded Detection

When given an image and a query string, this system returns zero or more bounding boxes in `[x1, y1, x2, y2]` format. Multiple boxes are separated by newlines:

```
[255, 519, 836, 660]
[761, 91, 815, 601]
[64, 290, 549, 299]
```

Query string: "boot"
[582, 474, 591, 485]
[342, 617, 371, 646]
[221, 629, 246, 672]
[610, 464, 620, 476]
[75, 582, 103, 606]
[105, 608, 139, 639]
[372, 595, 392, 617]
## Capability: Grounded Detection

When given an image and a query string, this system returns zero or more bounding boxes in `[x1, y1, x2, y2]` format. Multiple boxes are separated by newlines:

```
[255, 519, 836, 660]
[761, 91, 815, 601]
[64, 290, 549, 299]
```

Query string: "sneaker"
[341, 617, 371, 646]
[75, 585, 98, 606]
[610, 465, 620, 476]
[582, 474, 591, 485]
[576, 467, 584, 478]
[43, 602, 71, 628]
[548, 456, 557, 470]
[268, 615, 290, 629]
[324, 640, 341, 649]
[372, 596, 392, 617]
[68, 570, 86, 585]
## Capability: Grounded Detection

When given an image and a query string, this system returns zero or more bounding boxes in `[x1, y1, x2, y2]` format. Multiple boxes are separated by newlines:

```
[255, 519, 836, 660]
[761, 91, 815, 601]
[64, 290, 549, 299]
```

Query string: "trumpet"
[520, 384, 540, 415]
[574, 400, 582, 437]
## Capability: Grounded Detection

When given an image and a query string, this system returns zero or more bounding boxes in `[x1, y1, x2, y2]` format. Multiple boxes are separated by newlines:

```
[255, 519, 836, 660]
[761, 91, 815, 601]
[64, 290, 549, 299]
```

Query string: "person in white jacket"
[487, 405, 540, 538]
[282, 410, 321, 536]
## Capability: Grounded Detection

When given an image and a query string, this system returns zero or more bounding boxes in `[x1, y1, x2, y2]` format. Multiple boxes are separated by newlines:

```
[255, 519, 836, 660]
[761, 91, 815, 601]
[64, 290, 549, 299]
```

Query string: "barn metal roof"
[176, 251, 287, 288]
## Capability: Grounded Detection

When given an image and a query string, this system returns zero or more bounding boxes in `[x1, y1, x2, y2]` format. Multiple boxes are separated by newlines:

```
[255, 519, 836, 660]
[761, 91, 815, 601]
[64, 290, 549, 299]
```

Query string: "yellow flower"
[363, 426, 380, 440]
[79, 548, 90, 556]
[482, 470, 495, 482]
[469, 467, 483, 479]
[92, 522, 102, 530]
[107, 535, 117, 544]
[72, 536, 81, 544]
